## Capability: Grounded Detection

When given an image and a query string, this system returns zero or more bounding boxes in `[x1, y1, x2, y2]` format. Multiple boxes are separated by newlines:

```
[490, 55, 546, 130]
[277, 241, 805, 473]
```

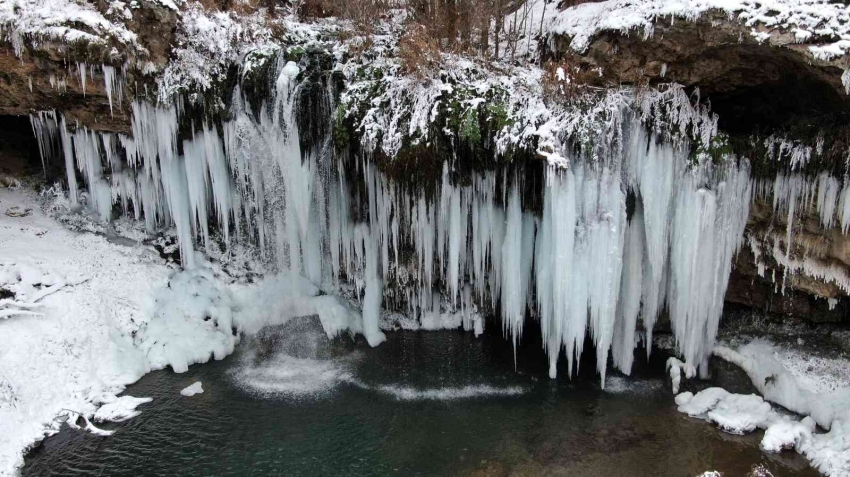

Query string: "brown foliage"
[230, 0, 260, 16]
[194, 0, 219, 11]
[298, 0, 396, 25]
[302, 0, 606, 65]
[398, 23, 441, 79]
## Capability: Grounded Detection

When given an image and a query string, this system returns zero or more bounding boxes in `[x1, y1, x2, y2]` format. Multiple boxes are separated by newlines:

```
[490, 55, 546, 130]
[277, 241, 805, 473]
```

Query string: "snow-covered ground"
[0, 186, 170, 475]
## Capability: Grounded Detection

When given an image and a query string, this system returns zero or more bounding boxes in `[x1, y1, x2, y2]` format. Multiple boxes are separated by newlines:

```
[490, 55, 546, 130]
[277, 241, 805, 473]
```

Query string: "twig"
[28, 281, 67, 303]
[0, 309, 45, 319]
[0, 299, 42, 308]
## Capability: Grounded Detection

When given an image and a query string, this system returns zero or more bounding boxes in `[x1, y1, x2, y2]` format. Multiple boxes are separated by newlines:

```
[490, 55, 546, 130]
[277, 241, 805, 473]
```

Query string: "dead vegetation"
[540, 58, 606, 106]
[298, 0, 593, 63]
[398, 24, 442, 78]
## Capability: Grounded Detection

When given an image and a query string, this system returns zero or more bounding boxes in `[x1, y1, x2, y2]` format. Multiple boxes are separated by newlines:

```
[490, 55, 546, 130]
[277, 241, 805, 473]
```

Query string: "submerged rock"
[253, 315, 356, 361]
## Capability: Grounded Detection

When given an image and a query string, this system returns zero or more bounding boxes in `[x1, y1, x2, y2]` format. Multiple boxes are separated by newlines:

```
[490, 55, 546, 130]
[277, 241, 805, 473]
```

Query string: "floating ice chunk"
[180, 382, 204, 396]
[93, 396, 153, 422]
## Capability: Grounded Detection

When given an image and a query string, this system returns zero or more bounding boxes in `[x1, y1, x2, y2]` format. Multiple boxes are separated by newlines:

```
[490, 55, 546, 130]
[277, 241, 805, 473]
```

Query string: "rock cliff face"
[0, 0, 178, 133]
[3, 1, 850, 324]
[724, 198, 850, 323]
[547, 7, 850, 175]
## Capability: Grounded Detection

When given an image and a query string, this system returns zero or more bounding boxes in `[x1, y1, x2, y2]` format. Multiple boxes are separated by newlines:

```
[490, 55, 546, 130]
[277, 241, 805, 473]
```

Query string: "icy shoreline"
[0, 187, 170, 475]
[0, 187, 376, 476]
[673, 339, 850, 476]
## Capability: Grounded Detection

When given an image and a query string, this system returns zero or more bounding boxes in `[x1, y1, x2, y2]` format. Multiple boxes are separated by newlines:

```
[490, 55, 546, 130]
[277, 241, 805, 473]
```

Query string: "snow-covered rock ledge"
[548, 0, 850, 61]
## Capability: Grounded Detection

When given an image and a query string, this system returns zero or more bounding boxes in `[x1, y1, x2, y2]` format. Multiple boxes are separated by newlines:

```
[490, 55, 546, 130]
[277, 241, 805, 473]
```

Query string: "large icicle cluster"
[29, 51, 754, 384]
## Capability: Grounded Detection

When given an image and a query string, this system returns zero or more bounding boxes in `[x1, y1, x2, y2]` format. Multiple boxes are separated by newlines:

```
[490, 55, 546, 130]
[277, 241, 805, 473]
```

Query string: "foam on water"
[603, 375, 663, 395]
[367, 384, 526, 401]
[231, 343, 527, 402]
[231, 352, 357, 398]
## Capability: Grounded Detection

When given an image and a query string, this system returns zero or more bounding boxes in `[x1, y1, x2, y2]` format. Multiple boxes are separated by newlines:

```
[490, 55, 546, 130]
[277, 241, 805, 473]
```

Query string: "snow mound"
[676, 387, 729, 416]
[706, 393, 773, 434]
[136, 265, 372, 376]
[761, 417, 816, 453]
[136, 265, 238, 374]
[180, 382, 204, 397]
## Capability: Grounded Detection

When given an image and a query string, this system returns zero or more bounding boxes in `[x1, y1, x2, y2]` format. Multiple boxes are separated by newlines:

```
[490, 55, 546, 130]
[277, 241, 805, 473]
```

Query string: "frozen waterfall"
[29, 59, 757, 385]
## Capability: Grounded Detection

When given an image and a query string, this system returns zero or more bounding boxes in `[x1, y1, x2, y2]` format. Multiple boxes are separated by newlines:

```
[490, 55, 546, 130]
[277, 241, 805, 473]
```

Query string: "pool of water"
[23, 326, 818, 477]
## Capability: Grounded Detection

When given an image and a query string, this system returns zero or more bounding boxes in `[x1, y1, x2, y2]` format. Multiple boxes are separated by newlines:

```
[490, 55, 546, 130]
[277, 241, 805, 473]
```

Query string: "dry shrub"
[398, 23, 441, 79]
[298, 0, 394, 25]
[230, 0, 260, 16]
[342, 32, 375, 60]
[558, 0, 607, 8]
[194, 0, 218, 11]
[297, 0, 336, 19]
[541, 58, 603, 105]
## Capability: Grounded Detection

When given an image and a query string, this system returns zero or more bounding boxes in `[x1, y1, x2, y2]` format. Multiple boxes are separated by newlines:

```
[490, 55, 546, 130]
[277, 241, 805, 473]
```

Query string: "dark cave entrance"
[0, 115, 64, 181]
[681, 45, 850, 175]
[705, 66, 850, 137]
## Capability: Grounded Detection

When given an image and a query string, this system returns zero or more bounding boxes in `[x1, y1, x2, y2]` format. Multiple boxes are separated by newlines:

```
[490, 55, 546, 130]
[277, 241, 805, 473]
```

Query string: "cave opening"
[707, 71, 849, 137]
[0, 115, 48, 178]
[687, 46, 850, 174]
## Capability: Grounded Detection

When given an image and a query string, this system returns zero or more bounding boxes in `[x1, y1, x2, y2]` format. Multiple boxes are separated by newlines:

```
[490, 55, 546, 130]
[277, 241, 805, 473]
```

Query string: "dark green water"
[23, 328, 818, 477]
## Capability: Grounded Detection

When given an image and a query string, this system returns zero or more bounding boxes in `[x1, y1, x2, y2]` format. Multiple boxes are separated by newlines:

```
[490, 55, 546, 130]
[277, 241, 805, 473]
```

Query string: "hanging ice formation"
[30, 55, 755, 384]
[29, 110, 59, 174]
[750, 171, 850, 296]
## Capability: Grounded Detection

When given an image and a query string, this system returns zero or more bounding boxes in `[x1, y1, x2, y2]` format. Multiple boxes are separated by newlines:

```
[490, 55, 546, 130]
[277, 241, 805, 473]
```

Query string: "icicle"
[41, 53, 764, 382]
[78, 62, 86, 96]
[612, 203, 645, 375]
[59, 117, 78, 207]
[500, 180, 525, 351]
[626, 127, 678, 353]
[103, 65, 119, 117]
[358, 223, 386, 347]
[29, 110, 59, 174]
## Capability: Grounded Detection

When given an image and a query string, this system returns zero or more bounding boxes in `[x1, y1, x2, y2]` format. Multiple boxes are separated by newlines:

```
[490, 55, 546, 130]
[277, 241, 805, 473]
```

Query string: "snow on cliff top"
[549, 0, 850, 60]
[0, 0, 143, 57]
